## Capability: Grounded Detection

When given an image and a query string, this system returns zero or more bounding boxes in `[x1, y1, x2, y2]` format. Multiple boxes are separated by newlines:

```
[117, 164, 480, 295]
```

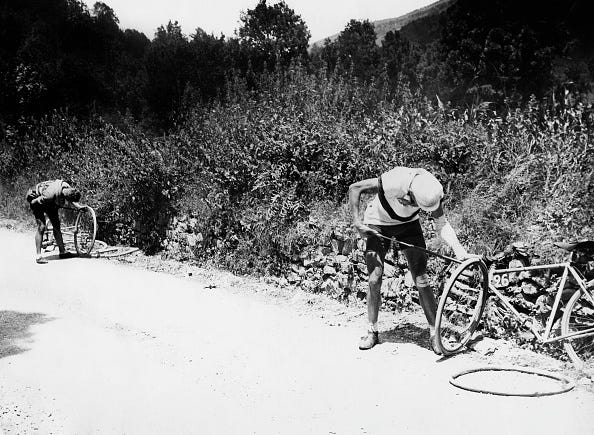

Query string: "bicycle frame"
[488, 262, 594, 345]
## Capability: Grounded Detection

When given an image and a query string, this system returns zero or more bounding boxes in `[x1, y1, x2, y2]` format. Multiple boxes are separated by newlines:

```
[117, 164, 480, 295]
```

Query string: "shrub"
[2, 67, 592, 274]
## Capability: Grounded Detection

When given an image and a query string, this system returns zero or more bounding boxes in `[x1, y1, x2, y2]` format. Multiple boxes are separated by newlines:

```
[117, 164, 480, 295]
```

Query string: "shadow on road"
[380, 322, 431, 350]
[0, 311, 53, 358]
[43, 253, 76, 262]
[381, 322, 476, 362]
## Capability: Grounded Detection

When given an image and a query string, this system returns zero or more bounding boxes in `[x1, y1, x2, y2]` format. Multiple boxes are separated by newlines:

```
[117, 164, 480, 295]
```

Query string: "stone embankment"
[161, 215, 417, 311]
[161, 217, 586, 340]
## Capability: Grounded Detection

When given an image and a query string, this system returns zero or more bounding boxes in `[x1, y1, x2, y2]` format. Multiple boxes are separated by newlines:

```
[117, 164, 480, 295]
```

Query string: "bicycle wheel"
[74, 206, 97, 255]
[436, 258, 489, 355]
[561, 289, 594, 369]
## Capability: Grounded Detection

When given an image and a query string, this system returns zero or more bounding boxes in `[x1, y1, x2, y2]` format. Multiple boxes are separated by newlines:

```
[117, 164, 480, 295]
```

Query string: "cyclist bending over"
[349, 167, 472, 354]
[26, 179, 83, 264]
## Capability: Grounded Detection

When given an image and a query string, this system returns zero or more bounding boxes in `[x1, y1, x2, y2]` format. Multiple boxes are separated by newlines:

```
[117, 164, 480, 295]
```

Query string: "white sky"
[82, 0, 438, 42]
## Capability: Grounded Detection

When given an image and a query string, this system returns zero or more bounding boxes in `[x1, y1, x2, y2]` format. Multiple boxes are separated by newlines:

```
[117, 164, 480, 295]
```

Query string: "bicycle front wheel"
[561, 289, 594, 369]
[74, 206, 97, 255]
[436, 258, 489, 355]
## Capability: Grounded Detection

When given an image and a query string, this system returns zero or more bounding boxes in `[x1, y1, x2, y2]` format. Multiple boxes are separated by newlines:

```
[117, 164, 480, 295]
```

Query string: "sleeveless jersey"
[363, 167, 435, 226]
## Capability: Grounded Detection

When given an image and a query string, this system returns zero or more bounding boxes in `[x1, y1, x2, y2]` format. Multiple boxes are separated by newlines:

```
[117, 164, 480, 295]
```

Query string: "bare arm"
[432, 205, 468, 259]
[30, 196, 47, 206]
[348, 178, 379, 238]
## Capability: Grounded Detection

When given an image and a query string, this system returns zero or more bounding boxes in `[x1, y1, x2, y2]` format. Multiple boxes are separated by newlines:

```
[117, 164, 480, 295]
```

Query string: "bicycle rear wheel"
[74, 206, 97, 255]
[561, 289, 594, 369]
[435, 258, 489, 355]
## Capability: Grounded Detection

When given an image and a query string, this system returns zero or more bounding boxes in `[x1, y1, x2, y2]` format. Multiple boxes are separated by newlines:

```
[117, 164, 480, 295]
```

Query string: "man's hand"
[354, 222, 380, 239]
[455, 249, 482, 261]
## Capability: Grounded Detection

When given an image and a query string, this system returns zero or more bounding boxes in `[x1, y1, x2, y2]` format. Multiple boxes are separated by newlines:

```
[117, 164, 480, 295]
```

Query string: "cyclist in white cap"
[349, 167, 471, 353]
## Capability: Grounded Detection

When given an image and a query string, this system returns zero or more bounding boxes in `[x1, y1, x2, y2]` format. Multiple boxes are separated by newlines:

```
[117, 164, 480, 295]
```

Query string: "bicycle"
[435, 240, 594, 369]
[42, 206, 142, 259]
[41, 205, 98, 256]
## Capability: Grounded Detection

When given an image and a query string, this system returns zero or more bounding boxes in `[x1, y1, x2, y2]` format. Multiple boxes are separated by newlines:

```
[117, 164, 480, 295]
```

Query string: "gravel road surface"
[1, 228, 593, 434]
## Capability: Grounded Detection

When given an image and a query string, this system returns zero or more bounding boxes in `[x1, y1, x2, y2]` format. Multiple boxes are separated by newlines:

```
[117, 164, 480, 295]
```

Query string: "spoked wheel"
[561, 289, 594, 369]
[435, 258, 489, 355]
[74, 206, 97, 255]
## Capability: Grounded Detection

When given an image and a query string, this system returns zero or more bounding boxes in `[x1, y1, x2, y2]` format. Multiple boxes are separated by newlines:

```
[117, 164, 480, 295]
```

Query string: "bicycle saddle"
[554, 240, 594, 255]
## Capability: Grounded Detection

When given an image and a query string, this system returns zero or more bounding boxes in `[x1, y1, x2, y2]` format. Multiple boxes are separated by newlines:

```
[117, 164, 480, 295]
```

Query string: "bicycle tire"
[74, 206, 97, 255]
[450, 366, 575, 397]
[98, 246, 139, 258]
[93, 240, 108, 251]
[561, 288, 594, 369]
[436, 258, 489, 355]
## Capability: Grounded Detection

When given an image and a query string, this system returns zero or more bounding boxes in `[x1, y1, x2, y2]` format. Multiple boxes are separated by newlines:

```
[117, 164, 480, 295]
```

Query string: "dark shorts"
[27, 191, 59, 226]
[365, 220, 427, 276]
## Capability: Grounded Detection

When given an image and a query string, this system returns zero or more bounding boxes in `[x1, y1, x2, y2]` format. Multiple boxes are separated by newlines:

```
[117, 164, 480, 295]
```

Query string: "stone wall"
[161, 214, 418, 311]
[160, 216, 592, 339]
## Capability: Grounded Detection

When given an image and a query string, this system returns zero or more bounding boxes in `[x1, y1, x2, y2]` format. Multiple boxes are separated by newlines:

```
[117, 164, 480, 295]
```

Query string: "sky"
[81, 0, 438, 43]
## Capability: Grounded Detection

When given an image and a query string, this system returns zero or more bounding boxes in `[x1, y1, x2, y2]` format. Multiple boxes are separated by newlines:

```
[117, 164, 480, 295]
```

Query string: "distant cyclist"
[349, 167, 472, 354]
[26, 179, 83, 264]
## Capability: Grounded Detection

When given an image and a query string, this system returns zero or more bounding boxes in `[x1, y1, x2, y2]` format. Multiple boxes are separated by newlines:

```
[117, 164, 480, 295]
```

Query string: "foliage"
[434, 0, 593, 108]
[318, 20, 380, 83]
[0, 0, 149, 121]
[2, 1, 593, 359]
[0, 112, 180, 253]
[3, 0, 594, 131]
[144, 21, 193, 130]
[238, 0, 310, 70]
[3, 56, 592, 268]
[161, 65, 593, 272]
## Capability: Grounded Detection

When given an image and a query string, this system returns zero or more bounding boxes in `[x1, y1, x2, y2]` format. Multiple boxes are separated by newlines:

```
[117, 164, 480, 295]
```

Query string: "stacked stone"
[161, 215, 203, 260]
[160, 215, 417, 309]
[483, 259, 567, 336]
[280, 231, 416, 309]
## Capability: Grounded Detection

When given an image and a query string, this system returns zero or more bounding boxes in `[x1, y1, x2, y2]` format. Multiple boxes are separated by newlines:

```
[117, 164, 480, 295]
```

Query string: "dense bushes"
[1, 67, 593, 273]
[0, 113, 181, 253]
[167, 66, 593, 273]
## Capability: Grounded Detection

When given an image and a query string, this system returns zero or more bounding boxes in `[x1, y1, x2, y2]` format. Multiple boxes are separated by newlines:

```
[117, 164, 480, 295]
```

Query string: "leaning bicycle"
[42, 205, 98, 255]
[435, 240, 594, 369]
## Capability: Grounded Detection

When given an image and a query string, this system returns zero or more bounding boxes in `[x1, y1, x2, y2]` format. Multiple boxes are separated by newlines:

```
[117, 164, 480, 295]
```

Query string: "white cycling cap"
[410, 170, 444, 212]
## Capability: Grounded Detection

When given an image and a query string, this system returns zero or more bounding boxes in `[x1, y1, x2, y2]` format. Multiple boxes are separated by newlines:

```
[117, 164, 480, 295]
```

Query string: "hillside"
[310, 0, 455, 48]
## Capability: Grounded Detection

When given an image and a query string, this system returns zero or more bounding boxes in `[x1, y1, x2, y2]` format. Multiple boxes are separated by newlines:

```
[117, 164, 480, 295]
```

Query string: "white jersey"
[363, 167, 436, 226]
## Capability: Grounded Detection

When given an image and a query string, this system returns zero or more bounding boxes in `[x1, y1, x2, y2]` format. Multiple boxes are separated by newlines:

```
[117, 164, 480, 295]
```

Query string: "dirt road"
[1, 228, 593, 434]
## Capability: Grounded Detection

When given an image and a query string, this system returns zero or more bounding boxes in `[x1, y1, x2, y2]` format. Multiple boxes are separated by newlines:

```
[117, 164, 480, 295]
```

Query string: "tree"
[188, 29, 231, 102]
[238, 0, 310, 70]
[115, 29, 149, 117]
[92, 2, 119, 34]
[334, 20, 380, 83]
[145, 21, 193, 130]
[381, 30, 419, 91]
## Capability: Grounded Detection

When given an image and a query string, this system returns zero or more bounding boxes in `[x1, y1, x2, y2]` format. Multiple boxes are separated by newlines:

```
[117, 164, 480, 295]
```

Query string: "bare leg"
[358, 250, 385, 349]
[35, 218, 45, 256]
[52, 226, 66, 254]
[365, 251, 384, 325]
[402, 248, 436, 326]
[47, 210, 66, 254]
[416, 285, 437, 327]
